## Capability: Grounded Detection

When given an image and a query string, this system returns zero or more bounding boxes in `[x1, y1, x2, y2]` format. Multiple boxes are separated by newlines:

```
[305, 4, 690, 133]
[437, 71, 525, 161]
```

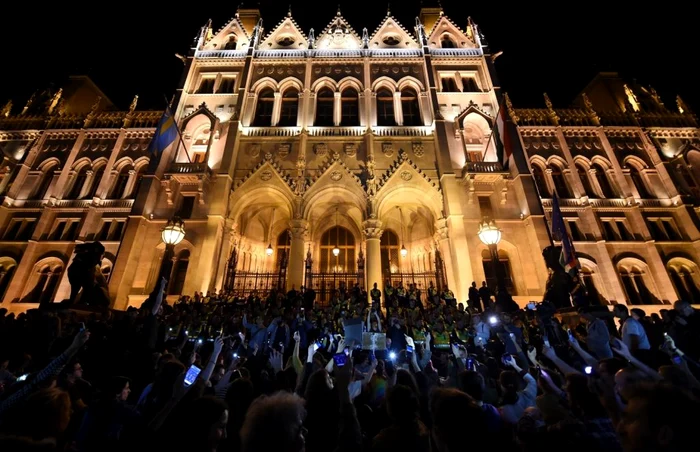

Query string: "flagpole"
[164, 94, 192, 163]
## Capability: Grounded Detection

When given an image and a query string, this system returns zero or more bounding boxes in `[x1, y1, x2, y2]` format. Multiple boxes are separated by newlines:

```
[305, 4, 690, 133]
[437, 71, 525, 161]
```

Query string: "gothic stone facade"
[0, 7, 698, 312]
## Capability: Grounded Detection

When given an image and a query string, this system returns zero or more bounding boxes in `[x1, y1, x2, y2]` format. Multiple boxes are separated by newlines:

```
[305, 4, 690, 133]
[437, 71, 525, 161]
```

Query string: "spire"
[504, 93, 519, 125]
[581, 93, 601, 126]
[308, 28, 315, 49]
[677, 95, 691, 115]
[362, 27, 369, 48]
[387, 3, 391, 16]
[543, 93, 559, 126]
[1, 100, 12, 118]
[288, 4, 292, 17]
[337, 4, 341, 15]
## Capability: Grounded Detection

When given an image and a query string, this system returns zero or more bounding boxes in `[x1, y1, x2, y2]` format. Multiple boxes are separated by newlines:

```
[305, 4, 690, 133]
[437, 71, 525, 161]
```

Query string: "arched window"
[67, 166, 89, 199]
[481, 249, 515, 294]
[576, 162, 595, 197]
[376, 89, 395, 126]
[531, 163, 550, 197]
[592, 163, 616, 198]
[32, 163, 58, 200]
[87, 165, 105, 199]
[253, 89, 275, 127]
[340, 88, 359, 126]
[278, 89, 299, 127]
[320, 226, 355, 273]
[549, 163, 572, 198]
[315, 88, 335, 127]
[401, 89, 422, 126]
[20, 259, 64, 304]
[668, 263, 700, 303]
[440, 36, 456, 48]
[0, 257, 17, 302]
[629, 164, 652, 198]
[224, 35, 237, 50]
[169, 249, 190, 295]
[618, 268, 641, 305]
[380, 229, 400, 276]
[581, 267, 607, 305]
[276, 230, 290, 269]
[109, 165, 133, 199]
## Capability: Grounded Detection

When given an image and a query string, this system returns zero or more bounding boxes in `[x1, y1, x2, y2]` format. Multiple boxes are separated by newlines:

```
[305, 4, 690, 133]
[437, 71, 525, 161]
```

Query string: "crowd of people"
[0, 276, 699, 452]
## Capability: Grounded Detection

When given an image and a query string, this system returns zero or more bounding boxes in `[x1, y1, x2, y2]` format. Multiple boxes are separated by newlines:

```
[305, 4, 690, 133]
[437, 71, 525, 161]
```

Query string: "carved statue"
[47, 88, 63, 115]
[677, 95, 690, 115]
[129, 94, 139, 113]
[0, 100, 11, 118]
[541, 245, 575, 309]
[66, 241, 110, 308]
[308, 28, 315, 49]
[362, 28, 369, 48]
[22, 92, 36, 115]
[543, 92, 553, 110]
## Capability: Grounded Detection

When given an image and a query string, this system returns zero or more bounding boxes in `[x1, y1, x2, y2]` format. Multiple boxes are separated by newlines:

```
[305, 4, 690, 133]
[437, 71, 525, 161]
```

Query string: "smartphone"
[584, 365, 593, 375]
[544, 338, 551, 348]
[526, 302, 537, 310]
[501, 353, 513, 366]
[466, 357, 475, 371]
[672, 354, 683, 365]
[16, 373, 29, 382]
[184, 365, 201, 386]
[407, 345, 414, 357]
[80, 322, 86, 332]
[568, 329, 575, 341]
[333, 353, 347, 367]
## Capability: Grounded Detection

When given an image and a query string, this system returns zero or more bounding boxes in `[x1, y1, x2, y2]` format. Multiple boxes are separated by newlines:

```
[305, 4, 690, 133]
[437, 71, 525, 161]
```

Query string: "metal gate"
[304, 248, 365, 307]
[381, 248, 447, 304]
[224, 247, 287, 299]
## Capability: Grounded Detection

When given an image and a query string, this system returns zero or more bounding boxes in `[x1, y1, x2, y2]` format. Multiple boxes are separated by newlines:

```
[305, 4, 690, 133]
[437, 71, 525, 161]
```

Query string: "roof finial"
[337, 4, 341, 15]
[387, 3, 391, 16]
[288, 4, 292, 17]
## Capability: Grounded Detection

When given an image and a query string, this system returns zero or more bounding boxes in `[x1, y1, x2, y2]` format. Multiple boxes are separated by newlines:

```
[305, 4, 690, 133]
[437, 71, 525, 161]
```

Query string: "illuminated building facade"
[0, 5, 698, 312]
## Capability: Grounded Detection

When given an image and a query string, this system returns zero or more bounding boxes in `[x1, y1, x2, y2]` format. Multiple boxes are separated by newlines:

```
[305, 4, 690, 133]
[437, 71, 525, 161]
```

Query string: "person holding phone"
[498, 355, 538, 425]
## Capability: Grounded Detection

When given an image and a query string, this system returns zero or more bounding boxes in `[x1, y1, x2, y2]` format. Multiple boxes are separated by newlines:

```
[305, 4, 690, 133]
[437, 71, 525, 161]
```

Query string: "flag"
[551, 193, 580, 274]
[487, 96, 515, 168]
[148, 108, 178, 156]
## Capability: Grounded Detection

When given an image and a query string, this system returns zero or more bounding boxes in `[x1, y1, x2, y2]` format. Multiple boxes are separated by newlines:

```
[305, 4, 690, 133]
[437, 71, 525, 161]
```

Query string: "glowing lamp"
[400, 245, 408, 258]
[266, 244, 274, 256]
[332, 246, 340, 257]
[161, 217, 186, 246]
[477, 219, 502, 246]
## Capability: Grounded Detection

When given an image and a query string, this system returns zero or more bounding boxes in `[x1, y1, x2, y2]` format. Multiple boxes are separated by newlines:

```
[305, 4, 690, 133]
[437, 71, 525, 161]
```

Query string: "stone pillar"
[196, 216, 225, 293]
[53, 244, 79, 302]
[363, 219, 383, 301]
[434, 221, 458, 296]
[287, 219, 308, 290]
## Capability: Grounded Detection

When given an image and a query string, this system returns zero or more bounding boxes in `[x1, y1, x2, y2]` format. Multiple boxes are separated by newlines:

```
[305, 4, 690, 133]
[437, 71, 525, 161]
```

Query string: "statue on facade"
[541, 245, 575, 309]
[65, 241, 110, 308]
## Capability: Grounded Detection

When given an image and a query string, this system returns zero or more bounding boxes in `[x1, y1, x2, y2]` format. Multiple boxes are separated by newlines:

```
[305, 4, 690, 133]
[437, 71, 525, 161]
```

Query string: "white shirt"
[621, 317, 651, 350]
[475, 322, 491, 346]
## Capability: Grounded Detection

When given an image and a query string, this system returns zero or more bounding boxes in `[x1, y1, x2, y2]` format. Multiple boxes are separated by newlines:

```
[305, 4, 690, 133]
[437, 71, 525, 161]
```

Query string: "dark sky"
[2, 1, 696, 112]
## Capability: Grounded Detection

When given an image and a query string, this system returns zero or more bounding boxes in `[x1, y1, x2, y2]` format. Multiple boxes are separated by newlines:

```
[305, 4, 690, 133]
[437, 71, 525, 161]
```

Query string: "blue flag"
[551, 194, 580, 274]
[148, 108, 178, 156]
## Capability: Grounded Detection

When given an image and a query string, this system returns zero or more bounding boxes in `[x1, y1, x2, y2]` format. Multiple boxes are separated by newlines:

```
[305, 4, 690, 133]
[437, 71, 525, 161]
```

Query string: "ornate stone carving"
[362, 219, 383, 240]
[249, 144, 261, 158]
[260, 170, 273, 181]
[289, 219, 308, 240]
[278, 143, 291, 158]
[314, 143, 328, 157]
[382, 142, 394, 157]
[412, 142, 424, 158]
[344, 143, 357, 157]
[331, 149, 341, 161]
[434, 218, 449, 242]
[400, 170, 412, 181]
[330, 170, 343, 181]
[264, 151, 273, 161]
[398, 148, 408, 162]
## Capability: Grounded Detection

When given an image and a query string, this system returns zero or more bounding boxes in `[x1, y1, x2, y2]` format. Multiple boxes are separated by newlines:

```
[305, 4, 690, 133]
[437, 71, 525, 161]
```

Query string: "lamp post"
[156, 216, 186, 295]
[477, 218, 505, 293]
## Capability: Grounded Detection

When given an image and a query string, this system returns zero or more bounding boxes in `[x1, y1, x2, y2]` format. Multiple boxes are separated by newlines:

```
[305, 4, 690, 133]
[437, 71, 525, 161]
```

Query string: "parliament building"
[1, 5, 699, 312]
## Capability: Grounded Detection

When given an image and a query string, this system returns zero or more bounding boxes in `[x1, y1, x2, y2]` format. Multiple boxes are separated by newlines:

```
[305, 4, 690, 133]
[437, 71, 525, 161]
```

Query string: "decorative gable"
[377, 149, 442, 205]
[305, 154, 364, 199]
[202, 17, 251, 51]
[259, 15, 308, 50]
[234, 158, 294, 194]
[426, 16, 476, 49]
[369, 16, 419, 49]
[315, 11, 363, 50]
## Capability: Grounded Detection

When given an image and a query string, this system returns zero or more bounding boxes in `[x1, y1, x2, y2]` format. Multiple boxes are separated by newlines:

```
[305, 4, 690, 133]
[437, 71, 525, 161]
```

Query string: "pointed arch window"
[576, 162, 595, 197]
[32, 163, 58, 200]
[549, 163, 572, 198]
[341, 88, 359, 126]
[276, 230, 290, 269]
[67, 166, 89, 199]
[224, 35, 238, 50]
[380, 229, 400, 276]
[279, 89, 299, 127]
[592, 163, 616, 198]
[376, 89, 395, 126]
[87, 165, 105, 199]
[320, 226, 355, 273]
[110, 165, 133, 199]
[253, 88, 274, 127]
[629, 165, 652, 198]
[531, 163, 550, 197]
[441, 36, 456, 48]
[315, 88, 335, 127]
[401, 89, 422, 126]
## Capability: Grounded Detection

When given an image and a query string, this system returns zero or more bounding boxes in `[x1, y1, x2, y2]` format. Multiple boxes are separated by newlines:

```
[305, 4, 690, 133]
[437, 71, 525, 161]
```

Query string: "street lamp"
[151, 216, 186, 299]
[266, 244, 274, 256]
[478, 218, 505, 293]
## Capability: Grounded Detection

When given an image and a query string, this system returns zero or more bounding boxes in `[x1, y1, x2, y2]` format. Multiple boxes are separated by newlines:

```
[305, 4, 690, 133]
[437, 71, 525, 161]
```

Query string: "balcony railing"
[195, 49, 247, 59]
[243, 127, 302, 137]
[464, 161, 505, 173]
[429, 48, 483, 57]
[371, 126, 432, 137]
[307, 127, 366, 137]
[168, 162, 211, 174]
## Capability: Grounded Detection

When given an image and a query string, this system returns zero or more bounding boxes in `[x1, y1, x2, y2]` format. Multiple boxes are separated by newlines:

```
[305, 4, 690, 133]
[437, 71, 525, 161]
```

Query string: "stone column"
[363, 219, 383, 301]
[434, 218, 458, 298]
[287, 219, 308, 290]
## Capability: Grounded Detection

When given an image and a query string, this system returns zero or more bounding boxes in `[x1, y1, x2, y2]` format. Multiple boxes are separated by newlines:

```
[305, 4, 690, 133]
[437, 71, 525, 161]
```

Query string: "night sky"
[2, 1, 696, 112]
